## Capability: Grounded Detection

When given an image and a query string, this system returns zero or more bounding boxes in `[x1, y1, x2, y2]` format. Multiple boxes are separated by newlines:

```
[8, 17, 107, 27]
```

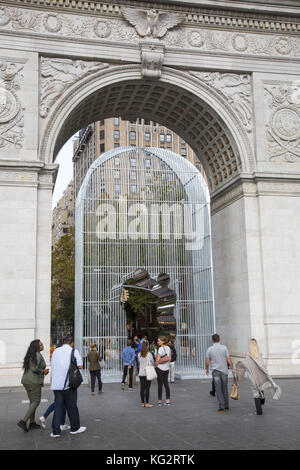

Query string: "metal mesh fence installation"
[75, 147, 215, 380]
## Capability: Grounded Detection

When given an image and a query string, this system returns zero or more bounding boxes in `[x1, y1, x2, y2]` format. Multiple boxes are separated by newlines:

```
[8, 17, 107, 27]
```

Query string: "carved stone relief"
[191, 72, 253, 133]
[265, 83, 300, 162]
[120, 7, 185, 39]
[140, 42, 165, 79]
[40, 57, 110, 118]
[0, 6, 299, 59]
[186, 28, 299, 58]
[0, 60, 24, 149]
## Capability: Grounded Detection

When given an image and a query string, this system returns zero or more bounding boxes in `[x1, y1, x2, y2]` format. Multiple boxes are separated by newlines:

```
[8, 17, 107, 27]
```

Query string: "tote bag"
[230, 373, 240, 400]
[145, 354, 157, 381]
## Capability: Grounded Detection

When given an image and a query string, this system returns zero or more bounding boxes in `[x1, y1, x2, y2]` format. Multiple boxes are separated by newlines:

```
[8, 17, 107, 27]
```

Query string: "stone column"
[0, 162, 56, 386]
[211, 176, 300, 376]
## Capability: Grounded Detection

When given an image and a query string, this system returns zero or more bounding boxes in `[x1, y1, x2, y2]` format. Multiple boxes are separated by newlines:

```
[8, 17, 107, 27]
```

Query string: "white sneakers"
[50, 426, 87, 438]
[60, 424, 71, 431]
[70, 426, 87, 435]
[39, 416, 46, 429]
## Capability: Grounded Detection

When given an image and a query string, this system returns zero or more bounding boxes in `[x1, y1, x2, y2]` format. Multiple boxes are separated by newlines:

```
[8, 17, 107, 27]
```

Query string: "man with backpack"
[168, 339, 177, 384]
[50, 335, 86, 437]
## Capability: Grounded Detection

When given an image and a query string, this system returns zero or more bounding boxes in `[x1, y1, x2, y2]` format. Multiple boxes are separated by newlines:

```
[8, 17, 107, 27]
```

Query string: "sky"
[52, 135, 77, 209]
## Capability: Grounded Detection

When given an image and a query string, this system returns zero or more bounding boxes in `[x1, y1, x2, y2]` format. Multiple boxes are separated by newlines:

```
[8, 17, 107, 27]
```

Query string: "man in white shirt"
[50, 336, 86, 437]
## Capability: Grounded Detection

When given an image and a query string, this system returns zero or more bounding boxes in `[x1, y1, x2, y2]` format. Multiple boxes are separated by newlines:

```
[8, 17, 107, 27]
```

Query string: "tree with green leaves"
[51, 226, 75, 331]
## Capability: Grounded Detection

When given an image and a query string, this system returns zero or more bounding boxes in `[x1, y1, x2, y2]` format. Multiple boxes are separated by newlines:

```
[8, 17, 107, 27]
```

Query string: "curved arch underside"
[54, 79, 242, 190]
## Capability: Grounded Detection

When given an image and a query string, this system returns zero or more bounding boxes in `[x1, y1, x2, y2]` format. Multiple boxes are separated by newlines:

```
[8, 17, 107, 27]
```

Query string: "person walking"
[18, 339, 49, 432]
[205, 334, 235, 412]
[39, 402, 69, 431]
[50, 335, 86, 438]
[155, 336, 171, 406]
[138, 340, 154, 408]
[121, 339, 135, 391]
[167, 339, 177, 384]
[88, 344, 103, 396]
[245, 338, 281, 415]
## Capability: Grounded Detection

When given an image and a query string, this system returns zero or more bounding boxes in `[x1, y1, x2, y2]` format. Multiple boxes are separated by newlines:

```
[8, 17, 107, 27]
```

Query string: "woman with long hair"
[88, 344, 103, 396]
[245, 338, 281, 415]
[18, 339, 49, 432]
[155, 336, 171, 406]
[138, 340, 154, 408]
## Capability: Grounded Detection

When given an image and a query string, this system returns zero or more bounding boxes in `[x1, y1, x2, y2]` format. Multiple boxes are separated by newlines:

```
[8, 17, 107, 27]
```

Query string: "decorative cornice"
[211, 173, 300, 214]
[1, 1, 299, 34]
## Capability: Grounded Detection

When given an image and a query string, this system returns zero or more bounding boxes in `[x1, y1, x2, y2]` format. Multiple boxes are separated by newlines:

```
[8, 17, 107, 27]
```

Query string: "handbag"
[145, 354, 157, 381]
[64, 348, 83, 391]
[230, 373, 240, 400]
[158, 346, 171, 364]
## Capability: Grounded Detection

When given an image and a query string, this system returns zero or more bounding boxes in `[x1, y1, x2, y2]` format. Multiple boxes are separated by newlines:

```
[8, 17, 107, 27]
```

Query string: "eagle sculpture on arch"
[121, 7, 185, 39]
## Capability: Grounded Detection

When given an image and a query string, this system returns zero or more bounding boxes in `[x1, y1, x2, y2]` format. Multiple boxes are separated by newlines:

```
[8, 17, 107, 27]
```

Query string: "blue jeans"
[90, 370, 102, 392]
[212, 370, 229, 410]
[52, 389, 80, 435]
[44, 401, 66, 425]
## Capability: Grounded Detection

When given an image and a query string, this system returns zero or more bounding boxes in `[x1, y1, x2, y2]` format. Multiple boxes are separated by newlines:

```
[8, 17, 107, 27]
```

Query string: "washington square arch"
[0, 0, 300, 386]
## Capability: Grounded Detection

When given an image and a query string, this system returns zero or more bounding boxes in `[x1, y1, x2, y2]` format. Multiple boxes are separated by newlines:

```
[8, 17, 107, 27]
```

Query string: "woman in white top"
[138, 340, 154, 408]
[155, 336, 171, 406]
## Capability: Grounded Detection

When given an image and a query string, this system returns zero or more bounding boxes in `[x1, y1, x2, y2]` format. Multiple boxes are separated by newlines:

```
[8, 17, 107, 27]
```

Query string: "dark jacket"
[21, 352, 46, 386]
[88, 350, 102, 371]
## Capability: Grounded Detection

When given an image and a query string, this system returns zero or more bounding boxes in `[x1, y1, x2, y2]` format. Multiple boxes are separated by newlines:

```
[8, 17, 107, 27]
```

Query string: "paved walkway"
[0, 378, 299, 450]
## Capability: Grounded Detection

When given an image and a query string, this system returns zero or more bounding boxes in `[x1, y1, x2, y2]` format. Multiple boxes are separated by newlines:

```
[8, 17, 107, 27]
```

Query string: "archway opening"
[49, 75, 243, 193]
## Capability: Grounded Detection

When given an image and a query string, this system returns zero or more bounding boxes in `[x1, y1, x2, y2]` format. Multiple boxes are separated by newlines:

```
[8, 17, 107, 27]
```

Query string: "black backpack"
[64, 348, 83, 390]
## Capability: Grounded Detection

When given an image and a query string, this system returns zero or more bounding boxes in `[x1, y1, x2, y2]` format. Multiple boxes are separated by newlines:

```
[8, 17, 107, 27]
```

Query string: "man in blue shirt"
[121, 339, 135, 390]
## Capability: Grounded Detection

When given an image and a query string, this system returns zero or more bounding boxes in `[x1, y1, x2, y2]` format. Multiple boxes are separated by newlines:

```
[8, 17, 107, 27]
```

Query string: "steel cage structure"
[75, 147, 215, 380]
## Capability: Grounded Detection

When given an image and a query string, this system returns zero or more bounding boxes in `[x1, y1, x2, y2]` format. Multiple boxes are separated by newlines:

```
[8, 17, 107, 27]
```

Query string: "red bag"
[158, 347, 171, 364]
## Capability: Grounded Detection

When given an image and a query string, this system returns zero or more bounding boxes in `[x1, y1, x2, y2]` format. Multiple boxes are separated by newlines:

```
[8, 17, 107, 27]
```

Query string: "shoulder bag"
[158, 346, 171, 364]
[64, 348, 83, 390]
[145, 354, 157, 381]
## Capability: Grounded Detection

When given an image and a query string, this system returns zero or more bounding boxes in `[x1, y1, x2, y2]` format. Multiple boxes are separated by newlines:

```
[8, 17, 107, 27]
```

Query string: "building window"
[114, 170, 120, 179]
[166, 134, 172, 143]
[145, 158, 151, 169]
[181, 138, 186, 145]
[115, 157, 120, 166]
[181, 148, 187, 157]
[100, 130, 105, 140]
[130, 158, 137, 167]
[115, 184, 120, 194]
[130, 131, 136, 141]
[114, 143, 120, 148]
[130, 185, 137, 194]
[130, 171, 137, 180]
[100, 143, 105, 152]
[100, 120, 104, 126]
[145, 132, 151, 142]
[114, 130, 120, 140]
[144, 119, 151, 125]
[160, 133, 165, 143]
[114, 117, 119, 125]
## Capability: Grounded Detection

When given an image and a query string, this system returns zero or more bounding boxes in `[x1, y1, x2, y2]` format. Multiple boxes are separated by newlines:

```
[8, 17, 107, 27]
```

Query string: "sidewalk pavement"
[0, 378, 299, 450]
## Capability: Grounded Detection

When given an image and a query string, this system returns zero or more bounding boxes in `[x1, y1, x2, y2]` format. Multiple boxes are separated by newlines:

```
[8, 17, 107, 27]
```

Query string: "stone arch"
[40, 64, 254, 191]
